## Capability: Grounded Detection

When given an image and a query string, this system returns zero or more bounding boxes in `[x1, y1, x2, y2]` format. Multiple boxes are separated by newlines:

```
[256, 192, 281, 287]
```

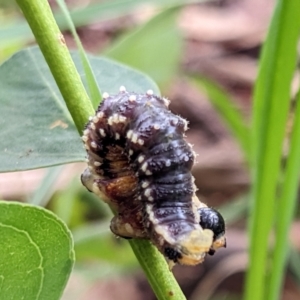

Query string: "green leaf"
[0, 46, 159, 172]
[105, 7, 182, 89]
[0, 200, 75, 300]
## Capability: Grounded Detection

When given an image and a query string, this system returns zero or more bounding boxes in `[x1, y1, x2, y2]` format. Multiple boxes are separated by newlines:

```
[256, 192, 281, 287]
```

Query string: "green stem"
[16, 0, 94, 133]
[16, 1, 186, 299]
[55, 0, 102, 108]
[130, 240, 186, 300]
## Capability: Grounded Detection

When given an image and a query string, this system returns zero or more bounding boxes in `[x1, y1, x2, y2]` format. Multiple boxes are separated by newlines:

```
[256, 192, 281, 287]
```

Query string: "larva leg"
[110, 213, 147, 239]
[95, 175, 137, 203]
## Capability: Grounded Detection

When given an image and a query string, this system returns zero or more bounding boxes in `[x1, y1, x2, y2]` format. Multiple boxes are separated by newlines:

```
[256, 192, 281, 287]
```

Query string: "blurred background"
[1, 0, 300, 299]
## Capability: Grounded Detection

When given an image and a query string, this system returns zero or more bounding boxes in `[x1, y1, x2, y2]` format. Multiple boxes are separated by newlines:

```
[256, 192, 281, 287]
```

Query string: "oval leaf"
[105, 7, 182, 89]
[0, 46, 159, 172]
[0, 201, 75, 300]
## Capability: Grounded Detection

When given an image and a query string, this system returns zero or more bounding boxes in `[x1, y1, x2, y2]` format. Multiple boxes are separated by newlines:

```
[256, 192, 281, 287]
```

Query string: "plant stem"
[16, 1, 186, 299]
[130, 240, 186, 300]
[55, 0, 102, 108]
[16, 0, 94, 134]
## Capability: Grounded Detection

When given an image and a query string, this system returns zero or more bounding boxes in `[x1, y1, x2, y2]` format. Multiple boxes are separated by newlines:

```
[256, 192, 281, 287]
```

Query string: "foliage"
[0, 0, 300, 299]
[0, 201, 74, 299]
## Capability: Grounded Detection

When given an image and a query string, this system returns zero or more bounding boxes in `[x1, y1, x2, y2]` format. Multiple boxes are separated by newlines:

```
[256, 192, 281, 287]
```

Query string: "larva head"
[198, 207, 226, 255]
[163, 228, 214, 266]
[163, 208, 226, 266]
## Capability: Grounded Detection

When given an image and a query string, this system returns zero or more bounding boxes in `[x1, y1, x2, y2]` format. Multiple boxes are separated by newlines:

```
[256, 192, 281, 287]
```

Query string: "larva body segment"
[81, 89, 226, 266]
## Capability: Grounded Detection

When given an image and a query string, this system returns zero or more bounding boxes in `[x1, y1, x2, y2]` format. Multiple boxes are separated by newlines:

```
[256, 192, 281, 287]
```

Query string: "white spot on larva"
[165, 159, 171, 167]
[90, 122, 96, 130]
[138, 138, 144, 146]
[89, 116, 93, 121]
[94, 161, 101, 166]
[138, 195, 142, 200]
[83, 129, 90, 136]
[119, 115, 127, 123]
[192, 150, 198, 158]
[146, 204, 158, 224]
[99, 128, 106, 137]
[93, 116, 99, 123]
[148, 196, 154, 202]
[97, 111, 104, 119]
[129, 94, 137, 102]
[126, 130, 133, 139]
[184, 156, 189, 162]
[82, 136, 88, 142]
[144, 188, 151, 197]
[146, 204, 153, 215]
[113, 113, 119, 124]
[91, 141, 97, 149]
[183, 119, 189, 131]
[138, 155, 145, 163]
[115, 133, 120, 140]
[102, 92, 109, 99]
[131, 133, 138, 143]
[146, 89, 153, 96]
[171, 118, 179, 126]
[145, 170, 152, 176]
[141, 162, 148, 172]
[153, 124, 160, 130]
[142, 181, 150, 188]
[163, 97, 170, 107]
[193, 183, 198, 193]
[88, 165, 94, 171]
[108, 116, 113, 126]
[119, 86, 126, 93]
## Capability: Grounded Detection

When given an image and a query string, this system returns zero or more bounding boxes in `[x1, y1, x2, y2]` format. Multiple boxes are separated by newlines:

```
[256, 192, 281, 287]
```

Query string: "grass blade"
[190, 76, 250, 162]
[289, 246, 300, 286]
[55, 0, 101, 108]
[267, 88, 300, 299]
[218, 194, 249, 225]
[245, 1, 300, 300]
[105, 7, 182, 90]
[30, 166, 64, 206]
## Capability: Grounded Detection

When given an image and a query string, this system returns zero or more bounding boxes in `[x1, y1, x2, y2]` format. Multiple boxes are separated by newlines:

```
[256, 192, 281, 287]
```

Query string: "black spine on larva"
[84, 91, 197, 241]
